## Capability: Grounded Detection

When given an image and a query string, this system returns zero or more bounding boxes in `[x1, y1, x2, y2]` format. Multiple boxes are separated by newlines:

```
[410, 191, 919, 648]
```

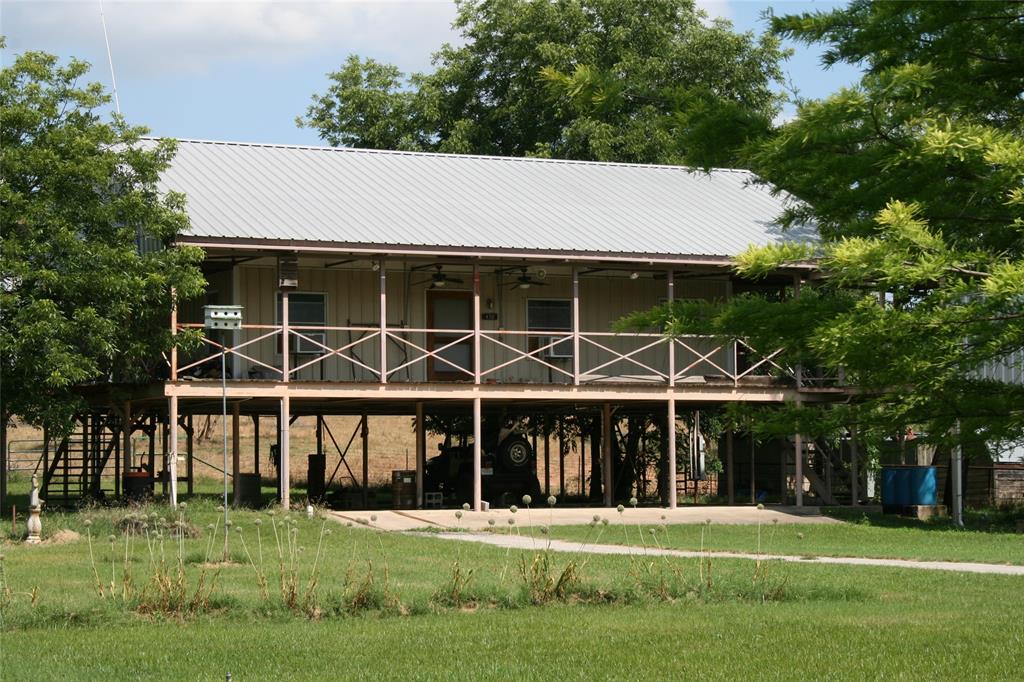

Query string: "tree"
[0, 48, 205, 441]
[620, 2, 1024, 471]
[299, 0, 787, 166]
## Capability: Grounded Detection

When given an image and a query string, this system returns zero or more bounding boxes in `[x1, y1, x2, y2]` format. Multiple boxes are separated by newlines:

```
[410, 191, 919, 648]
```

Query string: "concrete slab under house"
[21, 138, 865, 513]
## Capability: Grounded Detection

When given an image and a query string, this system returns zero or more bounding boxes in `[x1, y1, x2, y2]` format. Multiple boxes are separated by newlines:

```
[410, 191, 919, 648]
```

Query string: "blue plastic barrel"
[908, 466, 938, 505]
[881, 467, 911, 507]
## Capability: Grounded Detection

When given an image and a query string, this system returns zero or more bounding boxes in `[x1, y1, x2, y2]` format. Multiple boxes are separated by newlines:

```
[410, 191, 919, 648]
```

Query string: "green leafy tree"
[0, 48, 206, 440]
[621, 3, 1024, 471]
[299, 0, 787, 166]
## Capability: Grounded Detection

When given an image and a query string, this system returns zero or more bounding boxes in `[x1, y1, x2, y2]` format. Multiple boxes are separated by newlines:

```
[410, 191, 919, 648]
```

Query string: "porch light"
[203, 304, 243, 559]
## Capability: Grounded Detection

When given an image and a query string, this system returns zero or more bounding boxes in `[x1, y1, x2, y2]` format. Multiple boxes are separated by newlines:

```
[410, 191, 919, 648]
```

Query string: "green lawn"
[2, 499, 1023, 679]
[539, 509, 1024, 565]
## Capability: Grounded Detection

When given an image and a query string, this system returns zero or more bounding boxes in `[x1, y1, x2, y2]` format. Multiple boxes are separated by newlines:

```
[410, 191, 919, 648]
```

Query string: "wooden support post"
[472, 397, 482, 511]
[602, 403, 613, 507]
[169, 396, 179, 506]
[280, 395, 290, 508]
[572, 268, 580, 385]
[231, 401, 240, 508]
[316, 415, 323, 456]
[379, 261, 387, 384]
[361, 413, 369, 508]
[543, 416, 550, 497]
[161, 414, 168, 497]
[667, 397, 677, 509]
[794, 431, 804, 507]
[558, 420, 565, 498]
[473, 263, 481, 385]
[849, 426, 859, 506]
[726, 428, 735, 505]
[415, 402, 425, 508]
[793, 275, 803, 389]
[186, 414, 194, 496]
[253, 414, 260, 477]
[281, 289, 290, 383]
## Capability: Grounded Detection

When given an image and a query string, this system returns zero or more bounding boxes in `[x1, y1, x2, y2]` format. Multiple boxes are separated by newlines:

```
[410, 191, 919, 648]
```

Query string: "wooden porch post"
[572, 268, 580, 385]
[602, 402, 613, 507]
[231, 401, 241, 507]
[280, 395, 290, 508]
[169, 396, 179, 506]
[667, 270, 675, 387]
[667, 397, 677, 509]
[379, 261, 387, 384]
[253, 414, 260, 477]
[415, 402, 425, 508]
[472, 397, 482, 511]
[281, 289, 290, 382]
[726, 428, 735, 505]
[186, 414, 194, 496]
[473, 263, 481, 385]
[170, 287, 178, 381]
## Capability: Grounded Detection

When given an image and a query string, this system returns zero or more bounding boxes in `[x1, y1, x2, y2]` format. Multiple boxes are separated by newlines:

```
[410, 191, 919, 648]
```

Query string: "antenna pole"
[99, 0, 121, 115]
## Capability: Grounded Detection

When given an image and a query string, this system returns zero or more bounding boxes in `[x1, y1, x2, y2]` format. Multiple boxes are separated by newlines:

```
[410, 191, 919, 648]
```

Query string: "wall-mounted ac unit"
[293, 331, 326, 355]
[539, 335, 573, 359]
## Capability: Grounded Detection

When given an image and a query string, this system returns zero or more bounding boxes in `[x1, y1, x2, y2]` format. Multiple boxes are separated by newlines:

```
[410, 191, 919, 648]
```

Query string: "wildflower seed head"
[225, 520, 233, 527]
[455, 510, 463, 520]
[488, 519, 496, 526]
[601, 518, 609, 526]
[324, 529, 332, 536]
[346, 522, 353, 527]
[648, 528, 656, 535]
[84, 519, 93, 527]
[507, 518, 515, 526]
[462, 503, 471, 511]
[756, 503, 765, 510]
[254, 518, 263, 526]
[216, 505, 224, 513]
[660, 514, 667, 521]
[141, 523, 148, 531]
[234, 526, 242, 533]
[207, 524, 215, 531]
[370, 515, 378, 522]
[107, 534, 116, 543]
[521, 495, 532, 506]
[268, 510, 276, 517]
[588, 521, 597, 528]
[772, 519, 779, 525]
[509, 505, 518, 514]
[705, 519, 712, 526]
[546, 495, 556, 507]
[592, 514, 601, 523]
[629, 497, 638, 507]
[616, 504, 624, 514]
[797, 532, 805, 540]
[540, 526, 549, 535]
[149, 513, 159, 521]
[178, 502, 187, 510]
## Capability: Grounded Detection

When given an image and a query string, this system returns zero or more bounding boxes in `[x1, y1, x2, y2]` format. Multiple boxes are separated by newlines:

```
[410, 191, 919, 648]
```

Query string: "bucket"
[881, 467, 910, 509]
[123, 470, 152, 501]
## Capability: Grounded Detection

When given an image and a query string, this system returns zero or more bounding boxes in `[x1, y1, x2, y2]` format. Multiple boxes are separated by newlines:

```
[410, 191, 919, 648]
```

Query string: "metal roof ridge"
[140, 135, 756, 176]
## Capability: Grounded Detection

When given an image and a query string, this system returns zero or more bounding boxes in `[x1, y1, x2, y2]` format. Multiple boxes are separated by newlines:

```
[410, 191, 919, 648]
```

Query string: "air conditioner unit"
[539, 335, 573, 359]
[293, 331, 326, 355]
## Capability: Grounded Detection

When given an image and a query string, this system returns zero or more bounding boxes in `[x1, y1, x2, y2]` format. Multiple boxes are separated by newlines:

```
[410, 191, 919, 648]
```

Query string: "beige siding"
[207, 264, 731, 384]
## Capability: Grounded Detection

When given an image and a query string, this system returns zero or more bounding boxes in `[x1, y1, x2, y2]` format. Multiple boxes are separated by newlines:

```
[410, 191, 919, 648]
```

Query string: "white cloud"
[2, 0, 459, 77]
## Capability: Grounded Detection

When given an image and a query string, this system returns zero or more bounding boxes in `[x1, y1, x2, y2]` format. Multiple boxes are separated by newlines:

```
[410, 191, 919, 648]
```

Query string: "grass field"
[2, 498, 1023, 680]
[541, 508, 1024, 565]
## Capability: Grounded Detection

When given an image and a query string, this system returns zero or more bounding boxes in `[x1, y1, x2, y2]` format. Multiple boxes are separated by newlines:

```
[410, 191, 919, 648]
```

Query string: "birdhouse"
[203, 305, 244, 330]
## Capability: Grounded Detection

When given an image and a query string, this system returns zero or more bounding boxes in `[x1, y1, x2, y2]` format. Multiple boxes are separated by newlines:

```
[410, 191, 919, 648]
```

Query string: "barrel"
[307, 454, 326, 501]
[391, 470, 416, 509]
[881, 467, 911, 509]
[123, 470, 152, 502]
[237, 473, 263, 508]
[908, 466, 938, 505]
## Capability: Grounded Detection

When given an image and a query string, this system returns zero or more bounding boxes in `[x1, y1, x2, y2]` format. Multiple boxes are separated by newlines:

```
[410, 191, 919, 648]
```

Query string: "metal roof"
[153, 138, 814, 260]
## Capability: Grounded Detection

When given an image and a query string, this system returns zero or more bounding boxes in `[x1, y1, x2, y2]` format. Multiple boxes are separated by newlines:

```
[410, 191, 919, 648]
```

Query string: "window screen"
[527, 299, 571, 331]
[277, 293, 326, 325]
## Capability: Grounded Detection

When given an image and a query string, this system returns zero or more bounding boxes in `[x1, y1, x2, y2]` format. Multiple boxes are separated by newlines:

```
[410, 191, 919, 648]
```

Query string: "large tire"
[498, 435, 533, 470]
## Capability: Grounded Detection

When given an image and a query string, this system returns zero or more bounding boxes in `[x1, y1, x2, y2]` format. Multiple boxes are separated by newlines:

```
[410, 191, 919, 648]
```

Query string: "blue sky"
[2, 0, 861, 146]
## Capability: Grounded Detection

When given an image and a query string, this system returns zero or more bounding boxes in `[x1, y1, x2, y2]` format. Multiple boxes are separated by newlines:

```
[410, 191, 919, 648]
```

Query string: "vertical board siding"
[226, 265, 729, 384]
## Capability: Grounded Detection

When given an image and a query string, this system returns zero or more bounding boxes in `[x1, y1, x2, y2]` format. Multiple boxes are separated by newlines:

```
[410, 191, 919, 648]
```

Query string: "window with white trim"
[277, 292, 326, 354]
[527, 299, 572, 358]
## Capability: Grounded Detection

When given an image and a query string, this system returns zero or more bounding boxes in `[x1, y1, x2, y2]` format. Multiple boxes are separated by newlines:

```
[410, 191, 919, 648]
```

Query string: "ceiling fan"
[508, 268, 548, 290]
[413, 265, 464, 288]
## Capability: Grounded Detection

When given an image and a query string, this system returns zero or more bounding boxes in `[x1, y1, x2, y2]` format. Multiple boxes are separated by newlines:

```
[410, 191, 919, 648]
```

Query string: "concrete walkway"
[329, 505, 841, 532]
[422, 532, 1024, 576]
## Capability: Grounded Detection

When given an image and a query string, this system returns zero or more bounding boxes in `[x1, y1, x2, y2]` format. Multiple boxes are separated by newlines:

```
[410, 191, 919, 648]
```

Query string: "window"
[527, 299, 572, 358]
[277, 292, 326, 354]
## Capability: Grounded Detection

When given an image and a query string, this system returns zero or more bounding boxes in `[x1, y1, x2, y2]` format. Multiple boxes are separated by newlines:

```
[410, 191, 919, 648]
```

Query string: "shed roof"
[155, 138, 813, 261]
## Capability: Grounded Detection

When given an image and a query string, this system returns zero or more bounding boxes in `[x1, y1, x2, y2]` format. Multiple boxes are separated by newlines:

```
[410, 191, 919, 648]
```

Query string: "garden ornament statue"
[26, 474, 42, 544]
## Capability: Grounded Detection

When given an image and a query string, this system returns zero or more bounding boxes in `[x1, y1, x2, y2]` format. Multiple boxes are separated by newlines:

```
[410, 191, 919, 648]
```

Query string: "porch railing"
[171, 322, 823, 388]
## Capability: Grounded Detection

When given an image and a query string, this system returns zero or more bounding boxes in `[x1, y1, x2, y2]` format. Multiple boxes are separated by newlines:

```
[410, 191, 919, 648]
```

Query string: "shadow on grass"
[822, 506, 1023, 533]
